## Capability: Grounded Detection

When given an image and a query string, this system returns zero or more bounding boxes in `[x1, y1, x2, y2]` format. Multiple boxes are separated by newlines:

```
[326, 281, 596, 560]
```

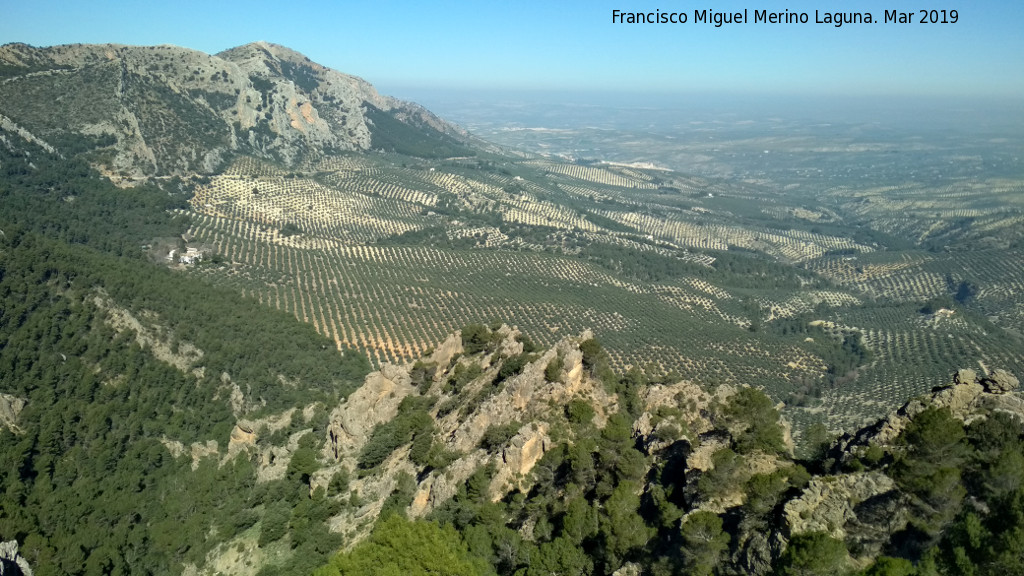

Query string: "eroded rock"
[325, 363, 415, 461]
[227, 423, 256, 455]
[0, 540, 33, 576]
[0, 394, 26, 432]
[783, 471, 905, 561]
[983, 369, 1020, 394]
[830, 368, 1023, 462]
[488, 423, 550, 499]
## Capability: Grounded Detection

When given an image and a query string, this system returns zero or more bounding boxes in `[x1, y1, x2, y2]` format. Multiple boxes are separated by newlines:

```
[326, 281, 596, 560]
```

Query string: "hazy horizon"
[383, 87, 1024, 138]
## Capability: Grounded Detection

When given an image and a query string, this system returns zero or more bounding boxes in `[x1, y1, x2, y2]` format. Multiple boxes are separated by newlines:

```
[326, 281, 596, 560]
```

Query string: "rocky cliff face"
[324, 362, 419, 473]
[780, 366, 1024, 569]
[0, 540, 33, 576]
[154, 309, 1019, 576]
[313, 327, 623, 538]
[829, 367, 1022, 464]
[310, 325, 804, 554]
[0, 41, 469, 181]
[0, 393, 26, 433]
[629, 365, 1021, 574]
[783, 471, 904, 559]
[185, 319, 1021, 575]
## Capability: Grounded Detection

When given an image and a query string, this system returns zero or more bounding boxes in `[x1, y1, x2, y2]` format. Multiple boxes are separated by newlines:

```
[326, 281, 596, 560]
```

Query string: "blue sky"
[2, 0, 1022, 98]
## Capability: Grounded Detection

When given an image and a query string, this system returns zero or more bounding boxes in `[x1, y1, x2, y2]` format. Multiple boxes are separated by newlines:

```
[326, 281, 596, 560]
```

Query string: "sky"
[1, 0, 1022, 100]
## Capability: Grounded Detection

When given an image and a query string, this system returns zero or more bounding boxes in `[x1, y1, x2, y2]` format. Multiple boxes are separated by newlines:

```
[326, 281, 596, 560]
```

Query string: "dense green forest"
[0, 138, 368, 575]
[363, 104, 476, 159]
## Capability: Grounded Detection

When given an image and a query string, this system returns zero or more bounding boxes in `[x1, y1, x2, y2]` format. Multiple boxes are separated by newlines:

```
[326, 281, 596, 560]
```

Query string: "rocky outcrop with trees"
[308, 326, 1022, 576]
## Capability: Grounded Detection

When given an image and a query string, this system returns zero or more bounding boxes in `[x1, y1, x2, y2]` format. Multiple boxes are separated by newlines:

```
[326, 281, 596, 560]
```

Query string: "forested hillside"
[0, 128, 368, 574]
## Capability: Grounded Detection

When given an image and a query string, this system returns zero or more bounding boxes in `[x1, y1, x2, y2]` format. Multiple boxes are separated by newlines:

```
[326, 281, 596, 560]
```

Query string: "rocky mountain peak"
[0, 41, 470, 182]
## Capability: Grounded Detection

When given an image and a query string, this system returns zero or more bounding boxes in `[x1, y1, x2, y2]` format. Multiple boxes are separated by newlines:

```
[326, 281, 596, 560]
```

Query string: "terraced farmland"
[187, 210, 835, 390]
[183, 154, 1024, 428]
[823, 178, 1024, 250]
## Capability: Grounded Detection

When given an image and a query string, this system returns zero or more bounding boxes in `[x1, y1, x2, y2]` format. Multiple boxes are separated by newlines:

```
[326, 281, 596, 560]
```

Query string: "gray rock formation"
[632, 380, 718, 452]
[425, 332, 463, 371]
[0, 394, 26, 432]
[0, 540, 33, 576]
[731, 531, 774, 576]
[325, 363, 415, 461]
[487, 423, 550, 499]
[982, 368, 1020, 394]
[319, 330, 623, 543]
[829, 368, 1022, 463]
[441, 329, 618, 455]
[227, 423, 256, 455]
[783, 471, 905, 560]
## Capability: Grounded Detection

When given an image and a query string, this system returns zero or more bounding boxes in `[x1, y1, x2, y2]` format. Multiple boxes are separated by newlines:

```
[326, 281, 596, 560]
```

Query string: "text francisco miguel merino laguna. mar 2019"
[611, 8, 959, 27]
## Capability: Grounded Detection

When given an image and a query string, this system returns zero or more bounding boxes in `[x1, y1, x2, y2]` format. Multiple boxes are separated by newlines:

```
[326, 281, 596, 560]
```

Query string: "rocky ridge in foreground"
[179, 323, 1021, 575]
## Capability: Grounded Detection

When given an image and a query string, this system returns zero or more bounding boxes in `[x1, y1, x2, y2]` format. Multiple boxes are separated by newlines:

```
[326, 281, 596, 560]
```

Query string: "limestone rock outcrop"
[227, 423, 256, 455]
[321, 330, 621, 541]
[407, 453, 488, 518]
[783, 471, 905, 559]
[632, 380, 733, 453]
[487, 423, 550, 499]
[325, 363, 415, 461]
[442, 329, 618, 454]
[982, 368, 1019, 394]
[0, 540, 33, 576]
[0, 394, 26, 432]
[830, 367, 1022, 462]
[426, 332, 463, 370]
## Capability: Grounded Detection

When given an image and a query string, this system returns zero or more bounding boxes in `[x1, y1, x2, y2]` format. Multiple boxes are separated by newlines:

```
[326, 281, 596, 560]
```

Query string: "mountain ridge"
[0, 41, 473, 182]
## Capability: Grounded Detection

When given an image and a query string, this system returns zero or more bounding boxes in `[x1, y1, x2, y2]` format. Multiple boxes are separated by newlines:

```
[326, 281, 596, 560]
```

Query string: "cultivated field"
[184, 153, 1024, 429]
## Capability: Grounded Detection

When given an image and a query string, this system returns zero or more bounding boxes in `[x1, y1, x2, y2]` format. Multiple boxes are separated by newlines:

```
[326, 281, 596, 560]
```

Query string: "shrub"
[327, 470, 349, 497]
[461, 324, 491, 355]
[566, 399, 595, 427]
[777, 531, 849, 576]
[496, 353, 535, 383]
[722, 387, 786, 455]
[579, 338, 604, 369]
[679, 511, 730, 576]
[259, 502, 291, 547]
[447, 361, 483, 393]
[545, 355, 564, 382]
[410, 360, 437, 393]
[480, 421, 521, 451]
[315, 515, 493, 575]
[279, 222, 302, 237]
[409, 428, 434, 466]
